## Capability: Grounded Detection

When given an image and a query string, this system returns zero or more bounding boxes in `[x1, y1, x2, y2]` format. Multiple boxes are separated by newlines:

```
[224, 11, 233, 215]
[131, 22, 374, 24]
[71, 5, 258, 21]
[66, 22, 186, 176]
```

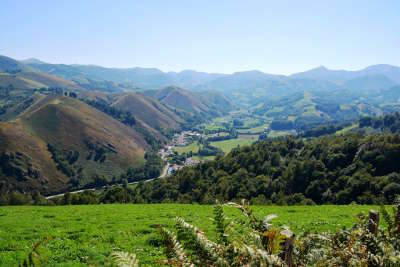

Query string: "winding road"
[45, 163, 170, 199]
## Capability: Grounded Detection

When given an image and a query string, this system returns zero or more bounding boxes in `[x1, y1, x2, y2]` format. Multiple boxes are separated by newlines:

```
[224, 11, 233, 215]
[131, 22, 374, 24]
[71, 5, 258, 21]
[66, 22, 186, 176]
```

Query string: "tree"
[63, 192, 72, 205]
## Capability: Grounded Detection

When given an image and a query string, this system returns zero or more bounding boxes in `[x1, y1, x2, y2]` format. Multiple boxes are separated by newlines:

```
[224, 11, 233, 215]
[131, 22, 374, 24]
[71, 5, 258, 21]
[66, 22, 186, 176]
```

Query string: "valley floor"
[0, 204, 382, 266]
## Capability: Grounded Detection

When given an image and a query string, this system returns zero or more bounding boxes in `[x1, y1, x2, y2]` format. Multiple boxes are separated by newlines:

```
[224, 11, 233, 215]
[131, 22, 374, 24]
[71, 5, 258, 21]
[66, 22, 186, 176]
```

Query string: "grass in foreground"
[0, 204, 380, 266]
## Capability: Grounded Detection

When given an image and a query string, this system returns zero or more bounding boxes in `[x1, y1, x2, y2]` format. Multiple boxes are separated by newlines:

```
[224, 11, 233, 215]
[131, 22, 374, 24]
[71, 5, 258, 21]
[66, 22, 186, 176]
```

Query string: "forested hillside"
[131, 133, 400, 204]
[301, 112, 400, 137]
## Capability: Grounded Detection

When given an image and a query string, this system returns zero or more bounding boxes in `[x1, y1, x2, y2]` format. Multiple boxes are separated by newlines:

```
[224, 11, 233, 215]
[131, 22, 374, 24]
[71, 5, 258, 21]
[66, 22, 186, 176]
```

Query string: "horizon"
[12, 55, 400, 76]
[1, 0, 399, 75]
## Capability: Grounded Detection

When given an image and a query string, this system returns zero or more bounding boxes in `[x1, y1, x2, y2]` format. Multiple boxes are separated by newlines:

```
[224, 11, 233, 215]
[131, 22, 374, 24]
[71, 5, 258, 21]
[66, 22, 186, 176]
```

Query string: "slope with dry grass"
[0, 96, 147, 194]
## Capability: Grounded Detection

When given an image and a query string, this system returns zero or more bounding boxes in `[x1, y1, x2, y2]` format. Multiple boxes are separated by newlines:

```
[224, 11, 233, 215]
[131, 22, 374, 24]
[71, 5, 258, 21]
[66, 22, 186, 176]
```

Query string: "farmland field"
[192, 155, 215, 161]
[173, 142, 200, 154]
[210, 138, 254, 153]
[0, 204, 381, 266]
[237, 123, 270, 134]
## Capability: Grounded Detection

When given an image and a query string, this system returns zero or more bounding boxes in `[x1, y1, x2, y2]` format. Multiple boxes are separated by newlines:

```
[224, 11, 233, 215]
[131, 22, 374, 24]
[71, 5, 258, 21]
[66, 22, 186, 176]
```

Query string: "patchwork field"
[173, 141, 200, 154]
[0, 204, 381, 266]
[210, 138, 254, 153]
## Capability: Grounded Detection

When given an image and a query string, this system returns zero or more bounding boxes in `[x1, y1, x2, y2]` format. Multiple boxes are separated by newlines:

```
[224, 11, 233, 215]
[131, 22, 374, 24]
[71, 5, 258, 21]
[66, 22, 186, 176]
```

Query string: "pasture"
[210, 138, 254, 153]
[0, 204, 380, 266]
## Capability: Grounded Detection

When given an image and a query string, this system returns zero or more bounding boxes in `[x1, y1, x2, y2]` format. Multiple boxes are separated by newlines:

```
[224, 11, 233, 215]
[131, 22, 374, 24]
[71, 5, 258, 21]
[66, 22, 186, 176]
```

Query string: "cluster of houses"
[167, 157, 200, 175]
[172, 131, 201, 147]
[159, 131, 202, 176]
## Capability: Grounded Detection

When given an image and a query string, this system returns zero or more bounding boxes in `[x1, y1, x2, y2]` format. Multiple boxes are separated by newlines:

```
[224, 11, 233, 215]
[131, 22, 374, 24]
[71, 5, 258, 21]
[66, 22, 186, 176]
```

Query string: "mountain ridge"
[10, 55, 398, 90]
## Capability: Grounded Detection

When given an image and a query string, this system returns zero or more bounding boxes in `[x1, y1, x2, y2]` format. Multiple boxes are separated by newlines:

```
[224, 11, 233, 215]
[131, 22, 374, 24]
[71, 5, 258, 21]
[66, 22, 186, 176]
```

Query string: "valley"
[1, 54, 400, 199]
[1, 54, 400, 266]
[2, 2, 400, 265]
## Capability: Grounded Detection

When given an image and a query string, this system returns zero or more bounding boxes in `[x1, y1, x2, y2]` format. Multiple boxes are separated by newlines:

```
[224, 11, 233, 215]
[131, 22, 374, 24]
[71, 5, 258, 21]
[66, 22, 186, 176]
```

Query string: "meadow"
[210, 138, 254, 153]
[173, 141, 200, 154]
[0, 204, 381, 266]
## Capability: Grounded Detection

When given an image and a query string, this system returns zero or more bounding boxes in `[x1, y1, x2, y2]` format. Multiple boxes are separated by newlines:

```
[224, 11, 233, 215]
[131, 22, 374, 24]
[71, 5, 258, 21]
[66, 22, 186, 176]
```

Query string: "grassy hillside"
[147, 86, 234, 124]
[0, 55, 32, 73]
[0, 204, 381, 266]
[112, 92, 183, 130]
[0, 96, 147, 194]
[0, 56, 81, 90]
[154, 86, 209, 114]
[0, 71, 81, 90]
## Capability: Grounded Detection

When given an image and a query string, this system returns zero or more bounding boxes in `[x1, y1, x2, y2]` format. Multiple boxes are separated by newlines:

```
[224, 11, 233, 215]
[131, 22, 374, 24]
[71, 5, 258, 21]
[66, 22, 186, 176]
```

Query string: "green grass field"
[210, 138, 254, 153]
[192, 155, 215, 161]
[268, 130, 294, 138]
[174, 142, 200, 154]
[0, 204, 381, 266]
[237, 123, 269, 134]
[202, 123, 226, 132]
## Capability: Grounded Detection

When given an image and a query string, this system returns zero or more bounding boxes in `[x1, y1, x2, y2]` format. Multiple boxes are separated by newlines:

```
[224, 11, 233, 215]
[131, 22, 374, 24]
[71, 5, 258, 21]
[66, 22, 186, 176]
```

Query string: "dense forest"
[301, 112, 400, 138]
[3, 132, 399, 206]
[130, 133, 400, 205]
[359, 112, 400, 133]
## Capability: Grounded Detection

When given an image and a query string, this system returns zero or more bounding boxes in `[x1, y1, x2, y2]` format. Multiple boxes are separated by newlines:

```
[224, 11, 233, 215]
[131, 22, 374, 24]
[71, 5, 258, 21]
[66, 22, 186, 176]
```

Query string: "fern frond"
[226, 199, 264, 231]
[263, 214, 278, 230]
[158, 226, 191, 265]
[395, 203, 400, 235]
[213, 203, 229, 245]
[175, 217, 225, 264]
[234, 242, 284, 266]
[381, 205, 393, 233]
[19, 236, 52, 267]
[111, 252, 139, 267]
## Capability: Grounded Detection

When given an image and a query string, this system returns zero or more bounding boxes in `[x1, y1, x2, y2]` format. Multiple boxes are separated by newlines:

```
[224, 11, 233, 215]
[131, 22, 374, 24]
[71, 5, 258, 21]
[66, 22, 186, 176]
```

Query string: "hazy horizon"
[12, 55, 400, 76]
[1, 0, 400, 75]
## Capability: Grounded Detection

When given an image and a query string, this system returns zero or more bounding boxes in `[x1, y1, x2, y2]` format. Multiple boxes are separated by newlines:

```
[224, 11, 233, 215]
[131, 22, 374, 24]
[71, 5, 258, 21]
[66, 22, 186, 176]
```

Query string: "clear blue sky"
[1, 0, 399, 74]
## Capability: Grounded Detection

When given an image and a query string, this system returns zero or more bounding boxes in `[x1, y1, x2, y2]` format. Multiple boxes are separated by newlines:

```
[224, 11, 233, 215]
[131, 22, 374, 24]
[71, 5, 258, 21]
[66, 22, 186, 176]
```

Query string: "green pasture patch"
[0, 204, 381, 266]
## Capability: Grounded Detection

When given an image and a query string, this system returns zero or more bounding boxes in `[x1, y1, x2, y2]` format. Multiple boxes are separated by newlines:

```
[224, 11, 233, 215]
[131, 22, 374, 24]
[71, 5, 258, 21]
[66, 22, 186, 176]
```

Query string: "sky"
[0, 0, 399, 75]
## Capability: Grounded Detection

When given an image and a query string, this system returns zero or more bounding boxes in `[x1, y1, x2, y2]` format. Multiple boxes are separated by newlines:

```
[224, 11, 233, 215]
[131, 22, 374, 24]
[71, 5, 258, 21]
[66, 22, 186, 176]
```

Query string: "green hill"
[0, 96, 147, 195]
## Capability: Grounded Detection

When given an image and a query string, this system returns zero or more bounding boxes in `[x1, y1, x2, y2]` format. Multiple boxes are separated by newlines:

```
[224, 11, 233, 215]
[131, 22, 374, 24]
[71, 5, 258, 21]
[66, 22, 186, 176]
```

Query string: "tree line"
[129, 133, 400, 205]
[3, 133, 400, 206]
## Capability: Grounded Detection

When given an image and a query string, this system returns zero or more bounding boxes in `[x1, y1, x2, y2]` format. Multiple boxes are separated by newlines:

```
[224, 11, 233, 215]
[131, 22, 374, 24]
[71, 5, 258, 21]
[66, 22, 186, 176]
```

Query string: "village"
[158, 130, 202, 176]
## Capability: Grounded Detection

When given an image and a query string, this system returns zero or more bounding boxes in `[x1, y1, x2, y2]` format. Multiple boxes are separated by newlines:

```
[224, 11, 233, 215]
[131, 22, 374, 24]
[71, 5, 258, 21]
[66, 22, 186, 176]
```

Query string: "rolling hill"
[147, 86, 235, 120]
[152, 86, 210, 114]
[0, 56, 82, 90]
[24, 60, 225, 90]
[13, 55, 400, 98]
[291, 64, 400, 84]
[0, 95, 147, 195]
[111, 92, 184, 131]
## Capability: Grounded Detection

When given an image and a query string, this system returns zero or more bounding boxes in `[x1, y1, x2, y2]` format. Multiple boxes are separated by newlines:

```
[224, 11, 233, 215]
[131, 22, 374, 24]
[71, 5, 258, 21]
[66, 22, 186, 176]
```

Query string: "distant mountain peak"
[20, 58, 46, 64]
[314, 65, 328, 71]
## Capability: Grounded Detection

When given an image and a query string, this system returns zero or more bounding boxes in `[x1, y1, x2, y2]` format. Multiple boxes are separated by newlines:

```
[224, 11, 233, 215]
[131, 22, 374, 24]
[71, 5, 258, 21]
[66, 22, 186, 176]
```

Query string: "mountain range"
[1, 54, 400, 195]
[5, 55, 400, 94]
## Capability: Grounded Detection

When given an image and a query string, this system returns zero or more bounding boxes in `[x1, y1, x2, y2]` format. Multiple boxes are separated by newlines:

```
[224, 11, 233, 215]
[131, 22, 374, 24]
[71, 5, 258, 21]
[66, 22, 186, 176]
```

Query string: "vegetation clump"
[131, 133, 400, 204]
[113, 200, 400, 266]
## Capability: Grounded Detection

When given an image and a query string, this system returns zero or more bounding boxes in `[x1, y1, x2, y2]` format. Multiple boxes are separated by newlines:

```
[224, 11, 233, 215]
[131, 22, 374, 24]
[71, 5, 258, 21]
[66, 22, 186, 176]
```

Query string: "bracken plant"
[111, 198, 400, 267]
